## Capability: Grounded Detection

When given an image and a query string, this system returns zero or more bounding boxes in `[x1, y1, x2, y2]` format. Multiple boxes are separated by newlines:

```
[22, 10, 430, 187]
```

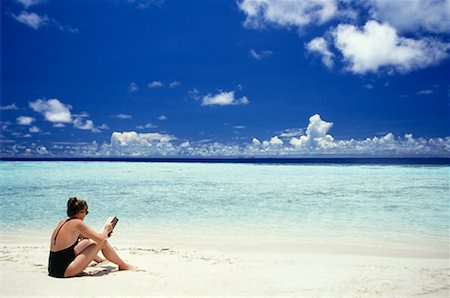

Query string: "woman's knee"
[74, 239, 91, 255]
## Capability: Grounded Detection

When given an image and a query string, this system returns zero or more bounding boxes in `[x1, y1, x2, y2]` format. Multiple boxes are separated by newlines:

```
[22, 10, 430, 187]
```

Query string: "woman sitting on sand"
[48, 197, 133, 278]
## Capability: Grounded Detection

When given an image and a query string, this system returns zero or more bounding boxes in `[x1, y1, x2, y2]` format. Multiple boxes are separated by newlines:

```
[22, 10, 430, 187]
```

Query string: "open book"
[105, 216, 118, 237]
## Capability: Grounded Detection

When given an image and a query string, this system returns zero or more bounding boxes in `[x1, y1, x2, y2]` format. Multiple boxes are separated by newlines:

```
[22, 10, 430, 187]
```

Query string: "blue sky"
[1, 0, 449, 157]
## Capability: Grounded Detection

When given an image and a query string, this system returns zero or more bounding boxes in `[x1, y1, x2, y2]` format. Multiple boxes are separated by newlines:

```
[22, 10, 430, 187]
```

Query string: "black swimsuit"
[48, 218, 78, 278]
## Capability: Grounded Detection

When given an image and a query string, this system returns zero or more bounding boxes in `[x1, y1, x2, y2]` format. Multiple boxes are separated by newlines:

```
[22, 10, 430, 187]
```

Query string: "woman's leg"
[100, 241, 133, 270]
[64, 240, 105, 277]
[74, 239, 105, 263]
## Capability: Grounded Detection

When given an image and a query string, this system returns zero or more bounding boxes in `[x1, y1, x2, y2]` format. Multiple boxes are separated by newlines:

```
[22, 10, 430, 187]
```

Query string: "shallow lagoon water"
[1, 161, 448, 252]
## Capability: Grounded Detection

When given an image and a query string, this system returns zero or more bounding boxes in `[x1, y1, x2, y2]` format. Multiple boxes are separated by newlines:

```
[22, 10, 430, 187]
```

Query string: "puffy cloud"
[332, 21, 450, 74]
[148, 81, 164, 88]
[36, 146, 48, 155]
[201, 91, 249, 106]
[29, 98, 72, 123]
[128, 82, 138, 93]
[111, 131, 175, 147]
[13, 11, 48, 30]
[250, 49, 273, 60]
[306, 37, 334, 68]
[269, 136, 283, 145]
[16, 116, 35, 125]
[3, 114, 449, 157]
[0, 103, 18, 110]
[290, 114, 334, 148]
[73, 118, 94, 130]
[252, 138, 261, 146]
[369, 0, 450, 34]
[158, 115, 167, 120]
[238, 0, 338, 29]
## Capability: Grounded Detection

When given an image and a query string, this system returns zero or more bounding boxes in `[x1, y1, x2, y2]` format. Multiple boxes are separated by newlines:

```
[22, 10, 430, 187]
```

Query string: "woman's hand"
[100, 223, 113, 239]
[104, 223, 113, 233]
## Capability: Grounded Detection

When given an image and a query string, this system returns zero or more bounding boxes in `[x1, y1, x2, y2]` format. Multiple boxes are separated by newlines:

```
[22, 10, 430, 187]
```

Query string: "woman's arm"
[76, 220, 112, 243]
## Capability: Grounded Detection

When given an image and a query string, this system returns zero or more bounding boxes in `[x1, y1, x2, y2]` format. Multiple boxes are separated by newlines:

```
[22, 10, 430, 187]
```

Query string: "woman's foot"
[119, 263, 135, 271]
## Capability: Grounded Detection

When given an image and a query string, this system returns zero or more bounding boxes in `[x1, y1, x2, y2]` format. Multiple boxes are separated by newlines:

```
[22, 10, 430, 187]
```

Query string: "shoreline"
[2, 230, 448, 259]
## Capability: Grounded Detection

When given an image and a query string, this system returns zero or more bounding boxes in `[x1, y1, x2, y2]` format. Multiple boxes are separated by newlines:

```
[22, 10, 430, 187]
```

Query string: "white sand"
[1, 232, 449, 297]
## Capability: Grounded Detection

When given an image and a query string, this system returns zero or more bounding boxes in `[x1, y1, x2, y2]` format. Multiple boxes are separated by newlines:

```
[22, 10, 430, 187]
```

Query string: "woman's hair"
[67, 197, 88, 218]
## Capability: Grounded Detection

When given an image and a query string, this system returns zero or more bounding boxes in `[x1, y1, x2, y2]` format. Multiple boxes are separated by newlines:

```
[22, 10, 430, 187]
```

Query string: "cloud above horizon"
[5, 114, 448, 157]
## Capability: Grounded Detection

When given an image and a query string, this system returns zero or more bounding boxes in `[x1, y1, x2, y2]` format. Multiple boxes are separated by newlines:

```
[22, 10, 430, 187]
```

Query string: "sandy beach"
[1, 232, 448, 298]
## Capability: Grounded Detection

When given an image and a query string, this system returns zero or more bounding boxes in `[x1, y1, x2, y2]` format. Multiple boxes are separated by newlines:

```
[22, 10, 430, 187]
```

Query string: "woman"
[48, 197, 133, 277]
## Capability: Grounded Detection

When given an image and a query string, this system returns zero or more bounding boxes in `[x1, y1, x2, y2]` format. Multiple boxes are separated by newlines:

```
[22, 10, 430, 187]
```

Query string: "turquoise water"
[1, 162, 448, 251]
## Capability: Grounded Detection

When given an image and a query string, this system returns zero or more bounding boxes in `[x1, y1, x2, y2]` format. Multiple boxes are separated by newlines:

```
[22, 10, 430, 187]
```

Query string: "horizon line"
[1, 157, 448, 165]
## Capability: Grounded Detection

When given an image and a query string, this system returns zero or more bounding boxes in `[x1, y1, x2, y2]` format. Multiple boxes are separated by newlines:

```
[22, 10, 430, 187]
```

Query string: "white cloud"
[332, 20, 450, 74]
[417, 89, 433, 95]
[250, 49, 273, 60]
[169, 81, 180, 88]
[181, 141, 190, 148]
[269, 136, 283, 145]
[15, 0, 42, 8]
[73, 118, 94, 130]
[29, 98, 72, 123]
[4, 114, 449, 157]
[148, 81, 164, 88]
[112, 114, 132, 119]
[0, 103, 18, 110]
[16, 116, 35, 125]
[252, 138, 261, 146]
[306, 37, 334, 68]
[128, 82, 138, 93]
[201, 91, 249, 106]
[13, 11, 48, 30]
[53, 123, 65, 128]
[111, 131, 175, 146]
[238, 0, 338, 29]
[29, 126, 41, 133]
[36, 146, 48, 155]
[290, 114, 334, 148]
[107, 132, 177, 156]
[158, 115, 167, 120]
[369, 0, 450, 34]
